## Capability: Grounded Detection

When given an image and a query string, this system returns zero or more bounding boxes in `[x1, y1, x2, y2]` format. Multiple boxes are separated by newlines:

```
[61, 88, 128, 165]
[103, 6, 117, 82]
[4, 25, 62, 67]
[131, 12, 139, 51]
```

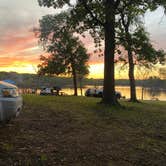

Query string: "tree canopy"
[37, 13, 89, 96]
[37, 0, 166, 105]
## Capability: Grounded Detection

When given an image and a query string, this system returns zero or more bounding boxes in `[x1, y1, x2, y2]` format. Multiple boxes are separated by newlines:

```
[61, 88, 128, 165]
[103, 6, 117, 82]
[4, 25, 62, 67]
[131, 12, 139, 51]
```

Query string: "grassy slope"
[0, 95, 166, 166]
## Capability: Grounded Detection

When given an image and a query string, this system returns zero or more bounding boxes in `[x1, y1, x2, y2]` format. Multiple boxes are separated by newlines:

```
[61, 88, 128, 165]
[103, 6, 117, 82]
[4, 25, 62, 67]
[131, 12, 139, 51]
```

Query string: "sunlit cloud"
[0, 1, 165, 79]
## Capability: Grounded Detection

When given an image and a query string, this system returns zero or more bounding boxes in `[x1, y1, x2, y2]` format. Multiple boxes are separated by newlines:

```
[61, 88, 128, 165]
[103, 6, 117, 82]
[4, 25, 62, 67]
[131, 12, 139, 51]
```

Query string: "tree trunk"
[72, 66, 78, 96]
[128, 52, 137, 102]
[141, 87, 144, 100]
[126, 33, 137, 102]
[103, 0, 118, 105]
[79, 79, 83, 96]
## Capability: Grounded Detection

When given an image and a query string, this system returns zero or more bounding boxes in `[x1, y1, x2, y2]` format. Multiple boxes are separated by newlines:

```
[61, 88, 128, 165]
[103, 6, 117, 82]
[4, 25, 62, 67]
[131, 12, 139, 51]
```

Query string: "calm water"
[22, 86, 166, 101]
[63, 86, 166, 101]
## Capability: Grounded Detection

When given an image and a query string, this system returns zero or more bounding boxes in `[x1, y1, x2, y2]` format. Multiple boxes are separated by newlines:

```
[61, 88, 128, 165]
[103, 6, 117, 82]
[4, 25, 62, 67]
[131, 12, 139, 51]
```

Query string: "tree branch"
[116, 0, 133, 14]
[115, 0, 121, 8]
[79, 0, 105, 27]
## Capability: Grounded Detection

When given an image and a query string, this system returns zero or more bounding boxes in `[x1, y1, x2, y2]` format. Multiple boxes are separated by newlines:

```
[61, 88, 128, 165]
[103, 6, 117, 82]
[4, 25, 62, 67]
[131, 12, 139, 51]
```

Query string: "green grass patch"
[0, 95, 166, 166]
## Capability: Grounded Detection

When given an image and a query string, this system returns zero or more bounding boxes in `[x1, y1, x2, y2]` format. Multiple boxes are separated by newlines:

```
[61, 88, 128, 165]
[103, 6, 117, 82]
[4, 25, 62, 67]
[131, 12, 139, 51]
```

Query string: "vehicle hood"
[0, 81, 18, 89]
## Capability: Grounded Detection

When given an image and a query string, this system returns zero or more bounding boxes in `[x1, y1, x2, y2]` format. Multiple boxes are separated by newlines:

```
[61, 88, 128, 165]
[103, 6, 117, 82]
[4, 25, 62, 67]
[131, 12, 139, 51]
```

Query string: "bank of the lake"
[0, 72, 166, 89]
[24, 86, 166, 101]
[63, 86, 166, 101]
[0, 95, 166, 165]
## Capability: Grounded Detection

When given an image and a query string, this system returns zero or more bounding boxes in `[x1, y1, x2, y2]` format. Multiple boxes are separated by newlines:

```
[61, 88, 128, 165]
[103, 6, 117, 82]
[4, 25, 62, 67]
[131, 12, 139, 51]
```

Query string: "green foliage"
[37, 0, 166, 58]
[118, 25, 166, 67]
[37, 13, 89, 78]
[117, 2, 166, 101]
[133, 28, 166, 66]
[117, 0, 166, 67]
[38, 0, 72, 8]
[37, 0, 166, 104]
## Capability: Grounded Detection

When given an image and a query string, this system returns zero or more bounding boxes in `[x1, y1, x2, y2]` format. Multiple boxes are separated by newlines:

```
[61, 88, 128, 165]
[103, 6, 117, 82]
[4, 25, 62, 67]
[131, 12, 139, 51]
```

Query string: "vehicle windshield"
[1, 88, 19, 97]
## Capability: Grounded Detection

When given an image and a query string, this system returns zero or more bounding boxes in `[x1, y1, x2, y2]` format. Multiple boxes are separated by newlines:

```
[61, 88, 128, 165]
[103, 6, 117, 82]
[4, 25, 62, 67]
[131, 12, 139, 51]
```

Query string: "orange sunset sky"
[0, 0, 166, 79]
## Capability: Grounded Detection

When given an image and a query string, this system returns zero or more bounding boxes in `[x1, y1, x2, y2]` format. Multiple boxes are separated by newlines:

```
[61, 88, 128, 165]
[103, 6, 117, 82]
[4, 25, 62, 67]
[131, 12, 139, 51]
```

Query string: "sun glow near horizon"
[88, 63, 104, 79]
[0, 62, 37, 74]
[0, 62, 130, 79]
[0, 63, 105, 78]
[0, 61, 106, 78]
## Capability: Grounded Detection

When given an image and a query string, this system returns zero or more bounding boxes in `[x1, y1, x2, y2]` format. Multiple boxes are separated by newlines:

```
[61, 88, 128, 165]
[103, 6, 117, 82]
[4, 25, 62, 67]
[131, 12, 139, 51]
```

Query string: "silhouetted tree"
[118, 9, 165, 102]
[38, 0, 166, 105]
[37, 13, 89, 96]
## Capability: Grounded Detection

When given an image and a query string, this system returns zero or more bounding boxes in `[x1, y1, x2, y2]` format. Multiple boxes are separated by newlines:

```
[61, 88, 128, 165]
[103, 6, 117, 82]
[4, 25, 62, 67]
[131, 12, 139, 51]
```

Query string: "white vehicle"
[0, 81, 23, 123]
[40, 88, 53, 95]
[40, 86, 62, 96]
[85, 88, 122, 99]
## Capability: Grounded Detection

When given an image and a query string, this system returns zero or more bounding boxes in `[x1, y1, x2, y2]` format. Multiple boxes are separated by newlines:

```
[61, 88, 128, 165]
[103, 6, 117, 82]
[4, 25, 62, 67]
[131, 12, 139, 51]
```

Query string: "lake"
[22, 86, 166, 101]
[63, 86, 166, 101]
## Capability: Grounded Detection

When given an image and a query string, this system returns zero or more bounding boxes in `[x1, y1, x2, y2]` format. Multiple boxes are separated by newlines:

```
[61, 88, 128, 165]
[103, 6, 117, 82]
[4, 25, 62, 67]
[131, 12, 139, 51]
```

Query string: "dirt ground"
[0, 95, 166, 166]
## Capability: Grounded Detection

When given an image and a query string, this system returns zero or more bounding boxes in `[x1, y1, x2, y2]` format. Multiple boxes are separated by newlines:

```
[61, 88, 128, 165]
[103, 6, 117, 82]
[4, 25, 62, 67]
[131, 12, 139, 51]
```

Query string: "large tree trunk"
[103, 0, 118, 105]
[72, 66, 78, 96]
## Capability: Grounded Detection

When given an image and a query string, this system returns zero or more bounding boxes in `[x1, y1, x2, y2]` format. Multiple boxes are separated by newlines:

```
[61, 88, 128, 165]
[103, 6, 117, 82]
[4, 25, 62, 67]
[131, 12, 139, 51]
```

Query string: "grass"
[0, 95, 166, 166]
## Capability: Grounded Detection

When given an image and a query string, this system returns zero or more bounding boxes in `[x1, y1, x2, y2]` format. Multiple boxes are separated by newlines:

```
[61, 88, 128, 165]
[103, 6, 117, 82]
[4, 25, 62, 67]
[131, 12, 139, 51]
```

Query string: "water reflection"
[20, 86, 166, 101]
[63, 86, 166, 101]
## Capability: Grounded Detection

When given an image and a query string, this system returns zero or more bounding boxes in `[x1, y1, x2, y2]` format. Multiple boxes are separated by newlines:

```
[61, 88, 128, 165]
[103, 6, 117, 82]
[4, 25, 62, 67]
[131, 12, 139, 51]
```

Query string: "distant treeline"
[0, 72, 165, 89]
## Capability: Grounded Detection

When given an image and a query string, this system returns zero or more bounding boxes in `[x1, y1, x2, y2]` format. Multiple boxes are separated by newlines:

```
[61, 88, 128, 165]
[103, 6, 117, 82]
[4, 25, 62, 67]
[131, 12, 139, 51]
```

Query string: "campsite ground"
[0, 95, 166, 165]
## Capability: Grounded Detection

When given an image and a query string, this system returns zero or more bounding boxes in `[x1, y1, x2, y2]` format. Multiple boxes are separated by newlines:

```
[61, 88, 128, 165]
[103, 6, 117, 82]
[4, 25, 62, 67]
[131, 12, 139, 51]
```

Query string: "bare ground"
[0, 95, 166, 166]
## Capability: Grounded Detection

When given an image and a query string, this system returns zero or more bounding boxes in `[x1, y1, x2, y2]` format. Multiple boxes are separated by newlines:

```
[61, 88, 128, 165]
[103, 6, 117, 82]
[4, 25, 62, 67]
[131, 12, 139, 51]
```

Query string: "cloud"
[145, 7, 166, 50]
[0, 0, 56, 70]
[0, 1, 165, 76]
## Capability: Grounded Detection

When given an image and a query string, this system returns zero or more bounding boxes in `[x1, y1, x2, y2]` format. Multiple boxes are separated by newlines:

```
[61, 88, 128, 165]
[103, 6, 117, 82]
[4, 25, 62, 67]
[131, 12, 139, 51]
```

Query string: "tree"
[38, 0, 166, 105]
[117, 3, 143, 102]
[117, 3, 166, 102]
[37, 13, 89, 96]
[38, 0, 122, 105]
